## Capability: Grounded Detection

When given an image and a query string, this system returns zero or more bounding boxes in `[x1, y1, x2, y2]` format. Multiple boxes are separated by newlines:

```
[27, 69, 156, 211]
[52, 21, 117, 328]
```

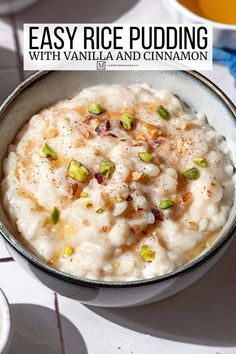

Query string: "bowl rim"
[0, 289, 11, 353]
[169, 0, 236, 30]
[0, 69, 236, 289]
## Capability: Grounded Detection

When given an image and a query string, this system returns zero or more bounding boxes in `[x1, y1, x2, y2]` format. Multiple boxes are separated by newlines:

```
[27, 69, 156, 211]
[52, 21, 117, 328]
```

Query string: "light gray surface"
[0, 0, 235, 353]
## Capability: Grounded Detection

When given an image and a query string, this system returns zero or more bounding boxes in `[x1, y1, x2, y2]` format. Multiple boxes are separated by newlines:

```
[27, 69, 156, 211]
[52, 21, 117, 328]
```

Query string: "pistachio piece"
[80, 192, 89, 198]
[85, 202, 93, 208]
[99, 159, 115, 178]
[138, 152, 153, 163]
[157, 105, 170, 120]
[88, 103, 105, 115]
[39, 143, 57, 160]
[159, 199, 175, 209]
[67, 160, 90, 183]
[183, 167, 200, 180]
[63, 246, 74, 257]
[96, 208, 104, 214]
[193, 157, 208, 168]
[115, 195, 124, 203]
[50, 207, 60, 224]
[140, 245, 155, 262]
[120, 113, 135, 130]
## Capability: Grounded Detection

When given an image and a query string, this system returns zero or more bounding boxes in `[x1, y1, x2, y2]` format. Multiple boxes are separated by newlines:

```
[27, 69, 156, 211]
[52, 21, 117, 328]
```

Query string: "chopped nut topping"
[193, 157, 208, 168]
[80, 192, 89, 198]
[151, 208, 163, 221]
[135, 134, 147, 141]
[183, 167, 200, 180]
[39, 143, 57, 160]
[45, 128, 59, 139]
[157, 105, 170, 120]
[50, 207, 60, 224]
[177, 138, 186, 154]
[96, 208, 104, 214]
[182, 192, 193, 207]
[186, 221, 199, 230]
[120, 113, 135, 130]
[83, 131, 91, 139]
[94, 172, 104, 184]
[138, 152, 153, 163]
[159, 199, 175, 209]
[99, 226, 108, 233]
[88, 103, 105, 115]
[67, 160, 90, 183]
[63, 246, 74, 257]
[99, 159, 115, 178]
[95, 120, 111, 135]
[68, 183, 79, 199]
[115, 195, 124, 203]
[132, 171, 143, 181]
[140, 245, 155, 262]
[182, 121, 194, 130]
[90, 118, 100, 128]
[82, 219, 90, 226]
[143, 123, 162, 140]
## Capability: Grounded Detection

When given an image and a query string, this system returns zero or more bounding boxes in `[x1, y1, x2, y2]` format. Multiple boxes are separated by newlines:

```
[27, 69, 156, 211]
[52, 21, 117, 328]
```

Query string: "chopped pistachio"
[157, 105, 170, 120]
[120, 113, 135, 130]
[115, 195, 124, 203]
[96, 208, 104, 214]
[88, 103, 105, 115]
[99, 159, 115, 178]
[67, 160, 90, 183]
[193, 157, 208, 168]
[159, 199, 175, 209]
[63, 246, 74, 257]
[138, 152, 153, 163]
[80, 192, 89, 198]
[183, 167, 200, 180]
[39, 143, 57, 160]
[50, 207, 60, 224]
[85, 202, 93, 208]
[140, 245, 155, 262]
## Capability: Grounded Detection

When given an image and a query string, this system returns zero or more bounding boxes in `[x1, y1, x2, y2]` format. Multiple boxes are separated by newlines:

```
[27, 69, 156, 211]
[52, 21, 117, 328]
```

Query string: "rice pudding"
[1, 84, 234, 281]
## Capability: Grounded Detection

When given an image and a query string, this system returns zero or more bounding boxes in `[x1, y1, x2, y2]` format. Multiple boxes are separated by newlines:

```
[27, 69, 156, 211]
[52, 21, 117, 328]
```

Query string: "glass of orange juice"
[178, 0, 236, 25]
[198, 0, 236, 25]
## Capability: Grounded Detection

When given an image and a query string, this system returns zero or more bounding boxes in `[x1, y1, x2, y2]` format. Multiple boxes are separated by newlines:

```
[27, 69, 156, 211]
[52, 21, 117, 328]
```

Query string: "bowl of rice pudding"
[0, 290, 11, 354]
[0, 70, 235, 307]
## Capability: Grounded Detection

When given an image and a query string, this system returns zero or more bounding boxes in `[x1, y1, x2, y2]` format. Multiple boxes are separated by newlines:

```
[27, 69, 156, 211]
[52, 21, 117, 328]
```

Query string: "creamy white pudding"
[1, 84, 235, 281]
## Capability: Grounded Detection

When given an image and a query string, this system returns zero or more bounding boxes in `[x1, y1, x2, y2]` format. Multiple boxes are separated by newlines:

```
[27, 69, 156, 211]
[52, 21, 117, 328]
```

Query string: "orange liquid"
[178, 0, 236, 25]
